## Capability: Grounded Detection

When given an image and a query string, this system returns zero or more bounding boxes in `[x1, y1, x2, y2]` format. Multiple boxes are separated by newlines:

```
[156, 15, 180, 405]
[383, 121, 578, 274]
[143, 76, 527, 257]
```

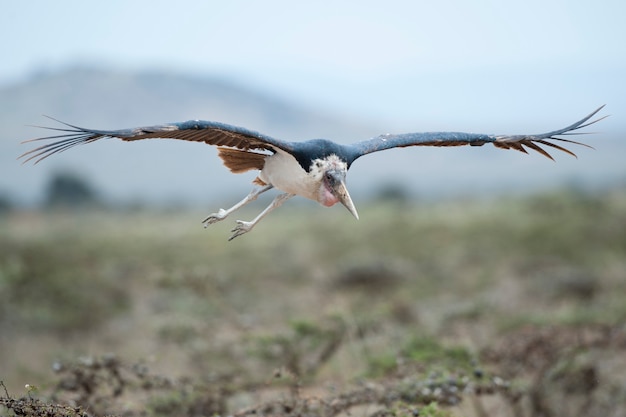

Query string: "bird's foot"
[229, 220, 254, 241]
[202, 209, 228, 228]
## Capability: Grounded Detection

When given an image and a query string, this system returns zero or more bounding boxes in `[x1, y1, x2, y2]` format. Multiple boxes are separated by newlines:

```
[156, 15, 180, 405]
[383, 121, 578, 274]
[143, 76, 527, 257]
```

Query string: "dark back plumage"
[288, 139, 358, 171]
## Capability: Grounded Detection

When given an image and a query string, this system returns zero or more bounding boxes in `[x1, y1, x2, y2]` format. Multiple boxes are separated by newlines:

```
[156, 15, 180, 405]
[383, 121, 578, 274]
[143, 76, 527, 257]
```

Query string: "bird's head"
[312, 155, 359, 220]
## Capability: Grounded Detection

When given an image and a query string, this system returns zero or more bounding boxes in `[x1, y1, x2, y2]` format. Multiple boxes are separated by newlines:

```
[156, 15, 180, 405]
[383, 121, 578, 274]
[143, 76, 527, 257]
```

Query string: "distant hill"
[2, 67, 624, 208]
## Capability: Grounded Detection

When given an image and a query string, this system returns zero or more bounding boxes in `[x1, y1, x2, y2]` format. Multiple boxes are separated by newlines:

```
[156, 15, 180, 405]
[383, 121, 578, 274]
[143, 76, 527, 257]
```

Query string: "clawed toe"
[229, 220, 253, 241]
[202, 209, 227, 227]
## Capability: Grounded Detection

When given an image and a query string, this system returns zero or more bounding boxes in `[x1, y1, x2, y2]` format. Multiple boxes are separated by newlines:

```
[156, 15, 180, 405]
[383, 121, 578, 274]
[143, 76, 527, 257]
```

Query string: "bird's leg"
[202, 184, 273, 227]
[229, 193, 294, 241]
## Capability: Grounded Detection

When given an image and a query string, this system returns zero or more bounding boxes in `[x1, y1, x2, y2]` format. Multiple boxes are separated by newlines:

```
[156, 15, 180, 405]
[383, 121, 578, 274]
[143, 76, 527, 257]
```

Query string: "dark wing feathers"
[20, 106, 605, 165]
[20, 118, 294, 164]
[348, 105, 606, 163]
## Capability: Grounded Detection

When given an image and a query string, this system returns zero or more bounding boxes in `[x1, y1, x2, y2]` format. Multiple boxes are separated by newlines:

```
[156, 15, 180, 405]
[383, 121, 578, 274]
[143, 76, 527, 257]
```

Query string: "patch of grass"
[157, 323, 199, 345]
[415, 401, 454, 417]
[366, 334, 475, 378]
[248, 316, 346, 378]
[402, 336, 473, 368]
[366, 352, 398, 377]
[0, 239, 130, 332]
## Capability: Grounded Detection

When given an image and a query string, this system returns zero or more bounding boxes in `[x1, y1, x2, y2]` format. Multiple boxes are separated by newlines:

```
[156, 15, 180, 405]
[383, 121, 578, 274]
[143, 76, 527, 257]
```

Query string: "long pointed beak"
[334, 180, 359, 220]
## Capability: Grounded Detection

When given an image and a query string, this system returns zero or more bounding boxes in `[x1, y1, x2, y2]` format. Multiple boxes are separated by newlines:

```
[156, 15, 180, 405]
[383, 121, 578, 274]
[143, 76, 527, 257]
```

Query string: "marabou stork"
[20, 106, 606, 240]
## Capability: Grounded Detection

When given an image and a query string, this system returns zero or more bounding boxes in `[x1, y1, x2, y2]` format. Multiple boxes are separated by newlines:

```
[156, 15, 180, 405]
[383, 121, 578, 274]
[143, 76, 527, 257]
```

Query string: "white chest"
[259, 150, 320, 201]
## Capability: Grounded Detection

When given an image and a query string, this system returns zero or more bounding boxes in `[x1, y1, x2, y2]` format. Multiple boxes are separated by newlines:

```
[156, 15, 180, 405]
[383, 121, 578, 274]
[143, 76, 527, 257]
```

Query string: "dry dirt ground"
[1, 188, 625, 416]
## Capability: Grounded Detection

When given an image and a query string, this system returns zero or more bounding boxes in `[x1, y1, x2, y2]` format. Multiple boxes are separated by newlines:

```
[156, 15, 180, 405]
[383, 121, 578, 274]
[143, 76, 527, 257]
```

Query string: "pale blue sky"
[3, 0, 625, 124]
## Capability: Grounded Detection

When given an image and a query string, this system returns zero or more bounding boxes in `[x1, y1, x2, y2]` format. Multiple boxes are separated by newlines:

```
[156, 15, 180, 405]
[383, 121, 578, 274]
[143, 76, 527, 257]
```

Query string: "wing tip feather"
[494, 105, 606, 160]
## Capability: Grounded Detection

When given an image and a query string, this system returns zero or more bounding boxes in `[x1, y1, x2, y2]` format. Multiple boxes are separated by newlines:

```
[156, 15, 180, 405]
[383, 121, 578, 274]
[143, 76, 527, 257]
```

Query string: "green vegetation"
[1, 187, 625, 416]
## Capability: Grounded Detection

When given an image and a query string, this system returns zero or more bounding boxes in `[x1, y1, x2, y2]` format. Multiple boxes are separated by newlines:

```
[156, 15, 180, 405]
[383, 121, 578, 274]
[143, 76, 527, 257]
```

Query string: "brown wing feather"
[116, 129, 277, 151]
[217, 147, 267, 174]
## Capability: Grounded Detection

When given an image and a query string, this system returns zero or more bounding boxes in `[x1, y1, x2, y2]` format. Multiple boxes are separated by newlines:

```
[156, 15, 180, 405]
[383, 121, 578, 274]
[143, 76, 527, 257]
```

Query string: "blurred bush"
[44, 171, 101, 209]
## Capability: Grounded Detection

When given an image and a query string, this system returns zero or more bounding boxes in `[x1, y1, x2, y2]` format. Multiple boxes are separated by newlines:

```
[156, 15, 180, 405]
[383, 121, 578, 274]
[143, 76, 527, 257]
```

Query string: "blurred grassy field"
[1, 188, 625, 416]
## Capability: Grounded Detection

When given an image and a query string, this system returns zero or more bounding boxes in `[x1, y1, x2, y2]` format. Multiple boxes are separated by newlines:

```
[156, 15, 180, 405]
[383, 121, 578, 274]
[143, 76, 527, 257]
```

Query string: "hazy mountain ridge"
[3, 67, 370, 138]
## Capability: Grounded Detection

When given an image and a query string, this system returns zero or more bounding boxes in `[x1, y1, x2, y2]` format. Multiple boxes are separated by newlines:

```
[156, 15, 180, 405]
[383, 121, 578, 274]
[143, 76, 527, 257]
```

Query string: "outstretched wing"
[20, 118, 296, 164]
[348, 106, 606, 163]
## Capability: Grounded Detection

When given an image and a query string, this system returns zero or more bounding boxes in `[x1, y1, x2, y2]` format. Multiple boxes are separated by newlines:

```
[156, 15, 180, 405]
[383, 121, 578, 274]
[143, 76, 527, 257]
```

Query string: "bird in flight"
[21, 106, 605, 240]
